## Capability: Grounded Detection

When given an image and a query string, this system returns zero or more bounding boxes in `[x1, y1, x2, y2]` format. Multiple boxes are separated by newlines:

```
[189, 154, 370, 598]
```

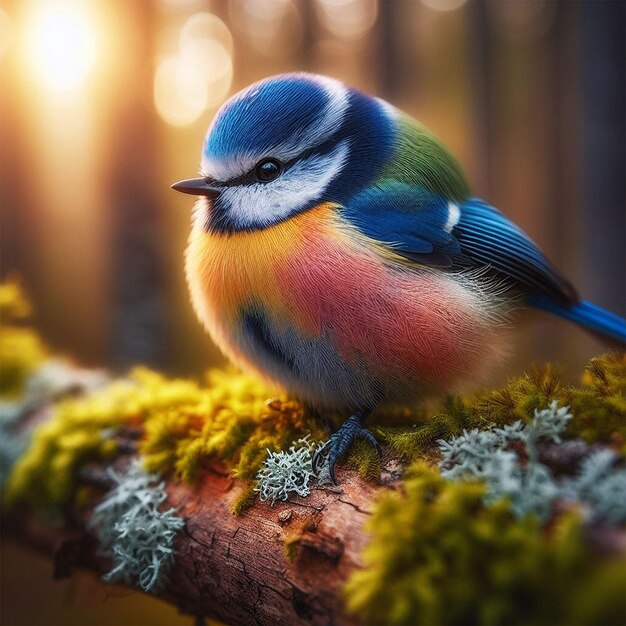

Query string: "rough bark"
[6, 459, 390, 626]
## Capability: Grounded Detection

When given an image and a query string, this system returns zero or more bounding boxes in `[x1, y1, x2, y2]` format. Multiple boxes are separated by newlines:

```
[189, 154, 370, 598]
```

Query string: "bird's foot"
[313, 413, 382, 484]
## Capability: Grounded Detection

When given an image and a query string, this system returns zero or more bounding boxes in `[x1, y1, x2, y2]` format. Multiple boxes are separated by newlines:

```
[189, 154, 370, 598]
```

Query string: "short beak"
[171, 177, 222, 199]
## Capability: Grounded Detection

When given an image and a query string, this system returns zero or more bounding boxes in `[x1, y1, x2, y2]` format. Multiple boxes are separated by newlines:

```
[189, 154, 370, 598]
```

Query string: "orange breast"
[184, 201, 508, 399]
[184, 203, 341, 338]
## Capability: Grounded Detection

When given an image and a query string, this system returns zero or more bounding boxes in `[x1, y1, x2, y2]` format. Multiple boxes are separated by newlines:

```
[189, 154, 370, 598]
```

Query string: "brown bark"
[7, 460, 390, 626]
[167, 464, 383, 625]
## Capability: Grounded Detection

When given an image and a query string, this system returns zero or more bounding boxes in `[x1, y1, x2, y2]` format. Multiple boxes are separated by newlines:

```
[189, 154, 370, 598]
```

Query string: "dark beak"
[171, 177, 222, 199]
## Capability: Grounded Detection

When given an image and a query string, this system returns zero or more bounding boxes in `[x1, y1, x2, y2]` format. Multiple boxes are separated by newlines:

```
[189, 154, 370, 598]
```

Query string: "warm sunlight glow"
[316, 0, 378, 40]
[230, 0, 302, 56]
[24, 1, 96, 92]
[420, 0, 468, 12]
[0, 7, 14, 57]
[154, 12, 233, 127]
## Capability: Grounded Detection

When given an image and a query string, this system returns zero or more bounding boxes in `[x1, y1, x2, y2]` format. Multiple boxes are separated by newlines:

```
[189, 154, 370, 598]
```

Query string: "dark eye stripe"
[215, 129, 344, 189]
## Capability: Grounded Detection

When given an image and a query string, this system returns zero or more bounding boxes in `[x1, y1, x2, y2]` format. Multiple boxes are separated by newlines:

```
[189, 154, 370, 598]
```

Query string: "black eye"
[255, 158, 283, 182]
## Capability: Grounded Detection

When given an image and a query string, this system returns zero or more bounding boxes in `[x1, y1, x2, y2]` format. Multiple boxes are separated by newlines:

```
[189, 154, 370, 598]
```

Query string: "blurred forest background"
[0, 0, 624, 624]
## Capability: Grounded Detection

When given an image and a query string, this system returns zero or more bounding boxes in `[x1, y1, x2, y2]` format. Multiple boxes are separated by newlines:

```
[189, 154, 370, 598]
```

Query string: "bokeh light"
[154, 12, 233, 126]
[229, 0, 302, 57]
[154, 55, 208, 127]
[315, 0, 378, 40]
[420, 0, 468, 12]
[179, 11, 233, 56]
[22, 0, 96, 92]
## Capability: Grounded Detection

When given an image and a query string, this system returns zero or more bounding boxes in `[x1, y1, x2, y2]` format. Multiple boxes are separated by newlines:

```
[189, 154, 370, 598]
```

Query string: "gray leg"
[313, 408, 382, 484]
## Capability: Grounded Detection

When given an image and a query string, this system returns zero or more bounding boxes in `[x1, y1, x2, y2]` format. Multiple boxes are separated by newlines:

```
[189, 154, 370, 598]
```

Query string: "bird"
[172, 73, 626, 483]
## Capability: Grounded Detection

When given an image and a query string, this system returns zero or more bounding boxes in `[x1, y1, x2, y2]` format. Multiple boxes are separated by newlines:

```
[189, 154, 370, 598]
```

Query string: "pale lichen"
[0, 400, 31, 488]
[437, 401, 570, 519]
[255, 435, 324, 505]
[0, 360, 107, 489]
[89, 459, 185, 592]
[438, 401, 625, 524]
[561, 449, 626, 525]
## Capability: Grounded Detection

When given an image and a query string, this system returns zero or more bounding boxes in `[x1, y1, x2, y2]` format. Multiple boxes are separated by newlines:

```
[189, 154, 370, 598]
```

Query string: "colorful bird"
[173, 73, 625, 482]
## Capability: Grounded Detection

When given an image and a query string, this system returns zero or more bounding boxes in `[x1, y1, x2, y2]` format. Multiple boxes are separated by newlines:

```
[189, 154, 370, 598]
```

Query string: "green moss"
[5, 377, 139, 508]
[563, 353, 626, 444]
[5, 366, 217, 509]
[366, 354, 626, 469]
[373, 397, 483, 465]
[0, 279, 48, 397]
[140, 374, 327, 483]
[283, 534, 301, 562]
[231, 481, 257, 516]
[343, 439, 382, 481]
[468, 363, 563, 427]
[0, 278, 34, 321]
[5, 367, 326, 512]
[465, 354, 625, 445]
[345, 462, 626, 626]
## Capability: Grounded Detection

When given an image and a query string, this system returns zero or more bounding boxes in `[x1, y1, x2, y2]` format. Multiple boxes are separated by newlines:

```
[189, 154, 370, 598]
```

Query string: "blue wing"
[340, 184, 626, 342]
[340, 183, 461, 269]
[454, 198, 577, 305]
[340, 184, 577, 304]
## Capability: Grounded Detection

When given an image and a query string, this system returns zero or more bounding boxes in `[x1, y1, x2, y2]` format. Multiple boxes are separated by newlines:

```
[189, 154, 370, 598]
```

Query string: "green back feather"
[379, 112, 471, 202]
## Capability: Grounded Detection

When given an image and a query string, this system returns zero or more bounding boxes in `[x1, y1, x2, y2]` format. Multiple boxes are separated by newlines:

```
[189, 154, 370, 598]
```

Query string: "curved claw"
[362, 430, 383, 458]
[312, 441, 331, 478]
[314, 415, 382, 484]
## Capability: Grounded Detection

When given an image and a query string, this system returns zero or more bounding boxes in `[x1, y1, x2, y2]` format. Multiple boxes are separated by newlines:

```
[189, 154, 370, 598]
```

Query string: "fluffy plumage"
[176, 73, 625, 477]
[186, 203, 509, 410]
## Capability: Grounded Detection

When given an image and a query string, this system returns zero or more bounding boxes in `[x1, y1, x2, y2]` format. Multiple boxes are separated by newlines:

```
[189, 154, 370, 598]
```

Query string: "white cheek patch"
[219, 139, 349, 229]
[203, 77, 349, 181]
[444, 202, 461, 232]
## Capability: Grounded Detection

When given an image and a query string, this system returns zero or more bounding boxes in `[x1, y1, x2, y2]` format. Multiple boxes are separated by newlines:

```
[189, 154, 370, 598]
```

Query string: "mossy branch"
[4, 364, 625, 626]
[7, 447, 386, 626]
[1, 280, 625, 625]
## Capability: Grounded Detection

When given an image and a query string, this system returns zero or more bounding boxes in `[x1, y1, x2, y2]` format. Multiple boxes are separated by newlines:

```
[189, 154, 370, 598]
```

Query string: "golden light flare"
[154, 55, 208, 127]
[0, 7, 14, 57]
[420, 0, 468, 12]
[22, 0, 96, 93]
[154, 12, 233, 127]
[180, 11, 233, 56]
[229, 0, 302, 57]
[315, 0, 378, 40]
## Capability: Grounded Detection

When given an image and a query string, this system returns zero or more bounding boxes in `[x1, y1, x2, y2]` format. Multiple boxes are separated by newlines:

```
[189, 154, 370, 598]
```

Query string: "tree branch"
[6, 456, 389, 626]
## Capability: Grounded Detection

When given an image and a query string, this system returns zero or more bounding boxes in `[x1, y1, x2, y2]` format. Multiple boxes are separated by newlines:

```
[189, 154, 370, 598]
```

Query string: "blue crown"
[201, 73, 396, 203]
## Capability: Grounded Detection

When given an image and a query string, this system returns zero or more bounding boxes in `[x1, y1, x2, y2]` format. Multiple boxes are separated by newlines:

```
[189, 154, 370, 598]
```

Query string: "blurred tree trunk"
[105, 1, 167, 369]
[578, 0, 626, 317]
[466, 0, 495, 198]
[378, 0, 403, 100]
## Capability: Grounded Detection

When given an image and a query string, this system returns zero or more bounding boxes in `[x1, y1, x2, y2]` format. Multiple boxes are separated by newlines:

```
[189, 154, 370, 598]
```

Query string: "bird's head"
[172, 73, 395, 232]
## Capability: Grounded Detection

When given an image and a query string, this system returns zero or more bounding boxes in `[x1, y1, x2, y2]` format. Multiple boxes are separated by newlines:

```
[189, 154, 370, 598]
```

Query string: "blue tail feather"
[528, 295, 626, 344]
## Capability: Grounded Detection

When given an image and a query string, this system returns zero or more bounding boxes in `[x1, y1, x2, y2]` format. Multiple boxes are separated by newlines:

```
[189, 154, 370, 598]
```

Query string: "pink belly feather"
[276, 215, 507, 392]
[187, 204, 508, 397]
